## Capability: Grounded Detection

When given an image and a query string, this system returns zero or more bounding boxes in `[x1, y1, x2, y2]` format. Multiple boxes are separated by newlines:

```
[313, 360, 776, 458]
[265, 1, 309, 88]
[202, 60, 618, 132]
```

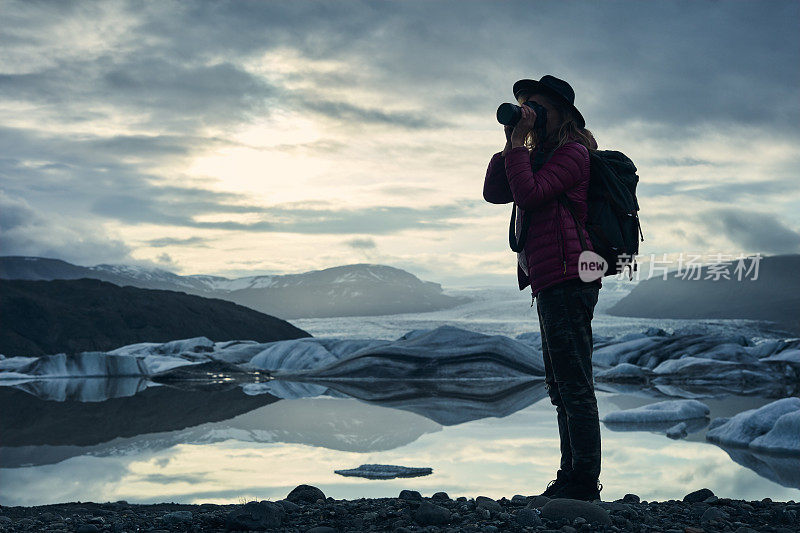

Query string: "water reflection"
[1, 377, 799, 507]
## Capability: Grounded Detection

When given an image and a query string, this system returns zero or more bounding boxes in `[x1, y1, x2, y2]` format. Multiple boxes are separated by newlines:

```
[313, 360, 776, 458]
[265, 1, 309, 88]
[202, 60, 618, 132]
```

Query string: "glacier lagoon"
[1, 283, 799, 506]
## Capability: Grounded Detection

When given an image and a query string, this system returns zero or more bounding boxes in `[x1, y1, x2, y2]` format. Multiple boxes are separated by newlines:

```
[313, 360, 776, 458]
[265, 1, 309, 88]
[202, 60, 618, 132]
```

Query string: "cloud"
[0, 0, 797, 282]
[343, 237, 377, 250]
[643, 179, 798, 202]
[90, 196, 474, 234]
[0, 190, 136, 265]
[145, 236, 211, 247]
[697, 208, 800, 254]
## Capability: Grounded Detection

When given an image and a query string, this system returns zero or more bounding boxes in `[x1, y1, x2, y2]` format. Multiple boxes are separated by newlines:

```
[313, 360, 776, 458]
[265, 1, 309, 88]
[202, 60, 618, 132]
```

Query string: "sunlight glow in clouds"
[0, 0, 797, 285]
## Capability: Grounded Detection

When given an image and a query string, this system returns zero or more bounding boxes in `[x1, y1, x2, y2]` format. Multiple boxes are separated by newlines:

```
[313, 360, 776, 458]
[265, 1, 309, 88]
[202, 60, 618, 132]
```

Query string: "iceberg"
[595, 363, 651, 382]
[2, 326, 796, 402]
[602, 399, 710, 424]
[760, 349, 800, 365]
[274, 325, 545, 381]
[13, 352, 151, 378]
[705, 397, 800, 454]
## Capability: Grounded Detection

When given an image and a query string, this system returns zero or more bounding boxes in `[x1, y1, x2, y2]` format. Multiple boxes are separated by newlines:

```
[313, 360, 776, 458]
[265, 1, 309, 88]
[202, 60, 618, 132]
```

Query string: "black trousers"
[535, 278, 601, 481]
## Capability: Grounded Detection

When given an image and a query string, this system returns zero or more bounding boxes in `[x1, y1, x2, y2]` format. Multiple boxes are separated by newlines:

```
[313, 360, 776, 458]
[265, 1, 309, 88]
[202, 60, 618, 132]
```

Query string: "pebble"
[683, 488, 715, 503]
[0, 483, 795, 532]
[541, 498, 612, 526]
[515, 508, 543, 527]
[399, 489, 422, 501]
[161, 510, 192, 524]
[286, 484, 326, 504]
[225, 500, 283, 530]
[414, 501, 450, 526]
[475, 496, 502, 512]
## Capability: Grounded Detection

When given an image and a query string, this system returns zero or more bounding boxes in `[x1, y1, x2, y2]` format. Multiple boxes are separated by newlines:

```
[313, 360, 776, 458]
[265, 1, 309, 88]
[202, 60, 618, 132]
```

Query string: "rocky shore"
[0, 485, 797, 532]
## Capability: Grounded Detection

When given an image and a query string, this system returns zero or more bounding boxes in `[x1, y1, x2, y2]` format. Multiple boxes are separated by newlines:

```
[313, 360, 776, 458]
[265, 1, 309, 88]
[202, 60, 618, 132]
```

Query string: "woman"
[482, 75, 603, 502]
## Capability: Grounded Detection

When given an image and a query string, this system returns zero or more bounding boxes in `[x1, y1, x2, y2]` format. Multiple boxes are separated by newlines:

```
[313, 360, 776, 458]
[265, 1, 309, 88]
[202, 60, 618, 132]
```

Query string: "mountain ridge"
[0, 256, 470, 318]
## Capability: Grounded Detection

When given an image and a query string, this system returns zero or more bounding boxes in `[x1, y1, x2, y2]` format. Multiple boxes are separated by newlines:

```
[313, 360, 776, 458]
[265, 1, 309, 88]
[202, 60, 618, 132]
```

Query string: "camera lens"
[496, 103, 521, 127]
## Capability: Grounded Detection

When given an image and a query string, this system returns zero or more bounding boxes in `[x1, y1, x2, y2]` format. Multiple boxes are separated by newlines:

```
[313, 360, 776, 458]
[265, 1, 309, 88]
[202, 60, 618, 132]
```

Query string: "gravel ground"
[0, 485, 797, 532]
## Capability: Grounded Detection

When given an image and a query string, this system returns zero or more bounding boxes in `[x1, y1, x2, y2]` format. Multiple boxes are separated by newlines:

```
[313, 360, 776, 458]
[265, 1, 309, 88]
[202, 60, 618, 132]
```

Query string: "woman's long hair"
[524, 99, 597, 153]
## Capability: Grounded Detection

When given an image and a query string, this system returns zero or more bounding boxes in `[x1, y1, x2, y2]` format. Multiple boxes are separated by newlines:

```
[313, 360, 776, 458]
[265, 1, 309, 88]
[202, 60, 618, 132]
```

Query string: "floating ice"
[602, 399, 710, 424]
[13, 352, 150, 378]
[274, 325, 545, 381]
[595, 363, 650, 381]
[666, 421, 688, 439]
[2, 326, 797, 399]
[706, 397, 800, 454]
[334, 464, 433, 479]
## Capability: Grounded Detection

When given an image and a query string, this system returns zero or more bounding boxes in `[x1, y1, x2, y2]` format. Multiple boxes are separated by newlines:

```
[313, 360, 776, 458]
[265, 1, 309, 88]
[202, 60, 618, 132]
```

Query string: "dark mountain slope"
[607, 254, 800, 335]
[0, 278, 311, 357]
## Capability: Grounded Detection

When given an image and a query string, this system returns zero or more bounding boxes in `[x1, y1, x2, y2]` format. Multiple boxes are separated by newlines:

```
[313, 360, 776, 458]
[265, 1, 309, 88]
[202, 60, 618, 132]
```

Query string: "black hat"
[513, 75, 585, 129]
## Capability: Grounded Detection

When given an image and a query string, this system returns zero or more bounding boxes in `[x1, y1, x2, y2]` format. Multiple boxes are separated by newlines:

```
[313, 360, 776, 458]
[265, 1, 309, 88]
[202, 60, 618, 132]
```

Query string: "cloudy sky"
[1, 0, 798, 286]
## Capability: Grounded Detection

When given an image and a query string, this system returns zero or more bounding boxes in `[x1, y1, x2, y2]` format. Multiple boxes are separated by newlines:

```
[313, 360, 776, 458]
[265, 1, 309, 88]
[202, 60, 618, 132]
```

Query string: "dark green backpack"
[558, 149, 644, 279]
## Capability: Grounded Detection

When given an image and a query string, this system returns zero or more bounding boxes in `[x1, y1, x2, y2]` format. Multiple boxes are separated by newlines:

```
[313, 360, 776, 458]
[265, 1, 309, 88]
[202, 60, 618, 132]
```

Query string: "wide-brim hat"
[513, 74, 585, 129]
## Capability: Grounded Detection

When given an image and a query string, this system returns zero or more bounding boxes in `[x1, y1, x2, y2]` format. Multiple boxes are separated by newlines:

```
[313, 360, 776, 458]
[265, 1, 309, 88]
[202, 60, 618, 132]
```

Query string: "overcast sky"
[1, 0, 798, 287]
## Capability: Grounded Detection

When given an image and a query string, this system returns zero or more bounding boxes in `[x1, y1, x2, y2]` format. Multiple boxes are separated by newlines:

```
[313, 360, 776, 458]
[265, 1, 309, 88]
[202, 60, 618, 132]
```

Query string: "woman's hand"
[504, 124, 514, 143]
[510, 104, 537, 148]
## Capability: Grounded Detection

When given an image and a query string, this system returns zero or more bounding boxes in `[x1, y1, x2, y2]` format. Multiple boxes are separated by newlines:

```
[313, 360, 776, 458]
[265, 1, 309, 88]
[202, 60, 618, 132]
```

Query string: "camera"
[496, 100, 548, 131]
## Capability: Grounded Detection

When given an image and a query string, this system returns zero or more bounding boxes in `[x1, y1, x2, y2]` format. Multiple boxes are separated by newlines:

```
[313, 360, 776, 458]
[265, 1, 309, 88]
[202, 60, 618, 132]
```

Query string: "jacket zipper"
[556, 202, 566, 274]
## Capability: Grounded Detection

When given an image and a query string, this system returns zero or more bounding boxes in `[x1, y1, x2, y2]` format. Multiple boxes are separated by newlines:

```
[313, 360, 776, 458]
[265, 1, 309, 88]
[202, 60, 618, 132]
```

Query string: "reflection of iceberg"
[709, 443, 800, 489]
[603, 417, 709, 434]
[316, 379, 548, 426]
[0, 397, 440, 467]
[8, 377, 150, 402]
[0, 386, 279, 450]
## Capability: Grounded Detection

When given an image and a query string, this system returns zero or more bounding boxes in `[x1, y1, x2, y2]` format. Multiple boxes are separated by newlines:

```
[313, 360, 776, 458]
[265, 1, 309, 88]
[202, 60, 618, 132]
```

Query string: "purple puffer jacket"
[483, 134, 602, 298]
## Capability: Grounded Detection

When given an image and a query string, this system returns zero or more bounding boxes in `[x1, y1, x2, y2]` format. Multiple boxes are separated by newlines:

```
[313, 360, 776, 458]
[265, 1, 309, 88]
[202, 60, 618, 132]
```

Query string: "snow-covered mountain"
[0, 257, 471, 318]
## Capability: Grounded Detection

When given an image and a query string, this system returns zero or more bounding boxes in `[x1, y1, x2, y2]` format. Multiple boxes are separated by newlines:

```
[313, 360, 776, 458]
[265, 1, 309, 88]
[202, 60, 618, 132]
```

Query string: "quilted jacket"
[483, 133, 602, 298]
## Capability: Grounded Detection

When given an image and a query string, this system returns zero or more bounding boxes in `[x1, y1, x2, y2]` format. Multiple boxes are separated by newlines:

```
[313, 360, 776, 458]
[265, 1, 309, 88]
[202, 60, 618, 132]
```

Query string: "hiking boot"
[538, 468, 572, 498]
[550, 471, 603, 501]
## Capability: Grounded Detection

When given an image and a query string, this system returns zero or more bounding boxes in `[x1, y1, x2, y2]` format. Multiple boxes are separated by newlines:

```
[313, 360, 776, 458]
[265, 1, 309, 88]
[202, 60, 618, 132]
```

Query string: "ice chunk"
[750, 411, 800, 454]
[246, 338, 339, 372]
[274, 325, 545, 380]
[760, 349, 800, 365]
[0, 357, 39, 372]
[706, 397, 800, 454]
[595, 363, 650, 381]
[602, 399, 710, 424]
[651, 356, 774, 385]
[334, 464, 433, 479]
[666, 421, 688, 439]
[592, 337, 659, 368]
[14, 352, 150, 378]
